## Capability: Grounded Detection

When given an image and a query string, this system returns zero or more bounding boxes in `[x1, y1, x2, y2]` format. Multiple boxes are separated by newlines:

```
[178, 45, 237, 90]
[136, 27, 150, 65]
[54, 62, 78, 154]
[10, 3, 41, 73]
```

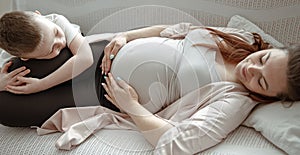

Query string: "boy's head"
[0, 11, 66, 59]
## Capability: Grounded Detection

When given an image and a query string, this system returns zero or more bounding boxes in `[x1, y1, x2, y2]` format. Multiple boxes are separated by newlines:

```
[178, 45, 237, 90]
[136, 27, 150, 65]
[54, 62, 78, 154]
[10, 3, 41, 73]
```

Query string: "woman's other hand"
[101, 33, 127, 75]
[0, 61, 30, 91]
[102, 73, 146, 116]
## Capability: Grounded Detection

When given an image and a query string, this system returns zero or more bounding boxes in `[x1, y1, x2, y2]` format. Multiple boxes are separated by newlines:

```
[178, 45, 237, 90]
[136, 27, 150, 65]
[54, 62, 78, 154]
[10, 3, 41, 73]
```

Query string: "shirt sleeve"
[44, 14, 81, 46]
[160, 23, 193, 38]
[152, 94, 256, 155]
[160, 24, 255, 45]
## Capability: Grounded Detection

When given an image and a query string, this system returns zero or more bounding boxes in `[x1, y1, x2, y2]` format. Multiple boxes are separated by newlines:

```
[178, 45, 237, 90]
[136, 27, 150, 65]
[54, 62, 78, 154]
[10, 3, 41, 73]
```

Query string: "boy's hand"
[6, 77, 43, 94]
[0, 61, 30, 91]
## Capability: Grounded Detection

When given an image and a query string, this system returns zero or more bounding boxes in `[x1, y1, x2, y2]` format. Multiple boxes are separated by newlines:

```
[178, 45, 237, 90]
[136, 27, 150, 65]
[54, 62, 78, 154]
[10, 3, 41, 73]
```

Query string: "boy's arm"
[40, 33, 93, 90]
[40, 14, 93, 89]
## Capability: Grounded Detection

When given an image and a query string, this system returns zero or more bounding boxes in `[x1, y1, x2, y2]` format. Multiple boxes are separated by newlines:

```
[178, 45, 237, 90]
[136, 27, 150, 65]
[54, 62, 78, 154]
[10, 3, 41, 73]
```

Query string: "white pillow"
[243, 102, 300, 155]
[0, 49, 14, 67]
[227, 15, 284, 48]
[227, 15, 300, 155]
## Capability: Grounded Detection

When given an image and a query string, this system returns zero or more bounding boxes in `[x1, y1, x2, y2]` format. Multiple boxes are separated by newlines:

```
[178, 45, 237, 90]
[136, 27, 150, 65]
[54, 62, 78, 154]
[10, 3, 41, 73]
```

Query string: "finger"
[104, 94, 114, 103]
[103, 75, 110, 86]
[104, 41, 114, 54]
[101, 57, 106, 74]
[16, 69, 30, 77]
[103, 75, 114, 94]
[105, 57, 112, 74]
[8, 75, 21, 85]
[1, 61, 12, 73]
[5, 85, 25, 94]
[102, 81, 120, 108]
[103, 56, 111, 75]
[104, 44, 120, 73]
[102, 83, 113, 97]
[104, 94, 115, 105]
[104, 94, 121, 109]
[115, 76, 130, 89]
[7, 66, 27, 77]
[103, 42, 114, 74]
[16, 76, 32, 83]
[10, 80, 24, 86]
[107, 73, 120, 90]
[110, 42, 121, 57]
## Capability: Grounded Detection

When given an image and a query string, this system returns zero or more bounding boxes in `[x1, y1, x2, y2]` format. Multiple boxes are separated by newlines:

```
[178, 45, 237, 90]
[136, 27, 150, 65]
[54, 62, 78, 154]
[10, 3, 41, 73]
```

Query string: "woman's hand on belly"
[102, 73, 138, 112]
[102, 73, 173, 147]
[101, 33, 127, 75]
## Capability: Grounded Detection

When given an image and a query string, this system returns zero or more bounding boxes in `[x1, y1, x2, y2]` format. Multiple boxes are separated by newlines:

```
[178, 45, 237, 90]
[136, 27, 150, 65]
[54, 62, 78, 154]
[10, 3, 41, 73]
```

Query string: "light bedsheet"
[0, 124, 286, 155]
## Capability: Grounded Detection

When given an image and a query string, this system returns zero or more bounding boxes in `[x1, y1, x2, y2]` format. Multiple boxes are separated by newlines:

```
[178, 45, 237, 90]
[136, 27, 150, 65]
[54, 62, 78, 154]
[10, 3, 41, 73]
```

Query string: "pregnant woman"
[1, 23, 300, 154]
[94, 24, 300, 154]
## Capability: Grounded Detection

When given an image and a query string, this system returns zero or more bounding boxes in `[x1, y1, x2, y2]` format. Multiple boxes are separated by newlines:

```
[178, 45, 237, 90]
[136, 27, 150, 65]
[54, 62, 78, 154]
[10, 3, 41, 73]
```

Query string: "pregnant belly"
[110, 37, 182, 113]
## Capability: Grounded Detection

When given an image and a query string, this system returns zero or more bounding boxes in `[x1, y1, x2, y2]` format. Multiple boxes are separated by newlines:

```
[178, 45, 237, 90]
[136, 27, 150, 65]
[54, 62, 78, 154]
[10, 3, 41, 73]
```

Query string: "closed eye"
[258, 52, 271, 90]
[50, 29, 59, 54]
[259, 77, 267, 90]
[260, 55, 264, 64]
[54, 28, 58, 36]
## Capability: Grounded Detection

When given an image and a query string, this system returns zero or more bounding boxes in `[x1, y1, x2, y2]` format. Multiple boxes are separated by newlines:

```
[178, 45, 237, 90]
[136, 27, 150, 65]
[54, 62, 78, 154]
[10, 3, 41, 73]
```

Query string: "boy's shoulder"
[43, 13, 64, 22]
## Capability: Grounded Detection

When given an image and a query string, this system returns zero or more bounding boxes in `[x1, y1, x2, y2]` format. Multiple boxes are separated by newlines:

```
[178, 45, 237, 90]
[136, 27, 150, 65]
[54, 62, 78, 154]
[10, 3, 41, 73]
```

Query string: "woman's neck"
[223, 62, 240, 83]
[215, 52, 241, 84]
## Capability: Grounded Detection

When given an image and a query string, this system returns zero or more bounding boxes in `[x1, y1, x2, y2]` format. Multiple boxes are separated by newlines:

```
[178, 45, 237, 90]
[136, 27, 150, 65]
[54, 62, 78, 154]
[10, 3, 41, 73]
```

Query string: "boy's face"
[21, 15, 66, 60]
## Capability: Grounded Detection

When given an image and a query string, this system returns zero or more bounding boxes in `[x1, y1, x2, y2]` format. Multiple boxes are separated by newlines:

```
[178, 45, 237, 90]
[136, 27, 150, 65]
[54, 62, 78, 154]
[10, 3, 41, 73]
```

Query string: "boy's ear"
[20, 58, 29, 61]
[34, 10, 41, 15]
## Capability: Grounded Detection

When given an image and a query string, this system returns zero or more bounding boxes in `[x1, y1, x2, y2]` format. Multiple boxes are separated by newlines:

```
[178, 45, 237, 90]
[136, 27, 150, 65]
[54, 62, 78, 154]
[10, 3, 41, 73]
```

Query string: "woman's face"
[234, 48, 288, 97]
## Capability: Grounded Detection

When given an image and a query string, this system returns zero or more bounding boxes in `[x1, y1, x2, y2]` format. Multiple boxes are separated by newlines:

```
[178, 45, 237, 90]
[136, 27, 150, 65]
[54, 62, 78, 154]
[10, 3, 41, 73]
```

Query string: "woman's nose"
[247, 64, 262, 75]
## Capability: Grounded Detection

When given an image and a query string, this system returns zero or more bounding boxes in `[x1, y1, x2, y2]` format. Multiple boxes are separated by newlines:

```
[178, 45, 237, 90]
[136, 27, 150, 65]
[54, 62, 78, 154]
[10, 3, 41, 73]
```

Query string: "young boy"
[0, 11, 93, 94]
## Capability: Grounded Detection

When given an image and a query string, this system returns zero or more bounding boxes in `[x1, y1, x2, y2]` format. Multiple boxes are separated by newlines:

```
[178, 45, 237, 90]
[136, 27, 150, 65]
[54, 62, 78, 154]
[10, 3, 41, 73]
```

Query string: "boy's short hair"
[0, 11, 41, 57]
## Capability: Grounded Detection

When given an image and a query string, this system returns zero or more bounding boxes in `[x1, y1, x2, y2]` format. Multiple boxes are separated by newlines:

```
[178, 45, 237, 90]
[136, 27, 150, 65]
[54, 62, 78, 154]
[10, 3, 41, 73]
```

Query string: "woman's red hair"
[196, 27, 277, 103]
[203, 27, 271, 63]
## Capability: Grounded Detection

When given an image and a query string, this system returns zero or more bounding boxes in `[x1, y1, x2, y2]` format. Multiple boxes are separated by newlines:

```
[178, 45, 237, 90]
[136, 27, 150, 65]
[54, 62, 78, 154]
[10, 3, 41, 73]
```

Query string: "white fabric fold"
[37, 82, 256, 153]
[38, 106, 136, 150]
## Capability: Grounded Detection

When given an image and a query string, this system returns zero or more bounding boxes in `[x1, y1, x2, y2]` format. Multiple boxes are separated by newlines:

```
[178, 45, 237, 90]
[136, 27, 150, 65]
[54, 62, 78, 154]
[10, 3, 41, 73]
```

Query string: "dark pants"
[0, 40, 119, 127]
